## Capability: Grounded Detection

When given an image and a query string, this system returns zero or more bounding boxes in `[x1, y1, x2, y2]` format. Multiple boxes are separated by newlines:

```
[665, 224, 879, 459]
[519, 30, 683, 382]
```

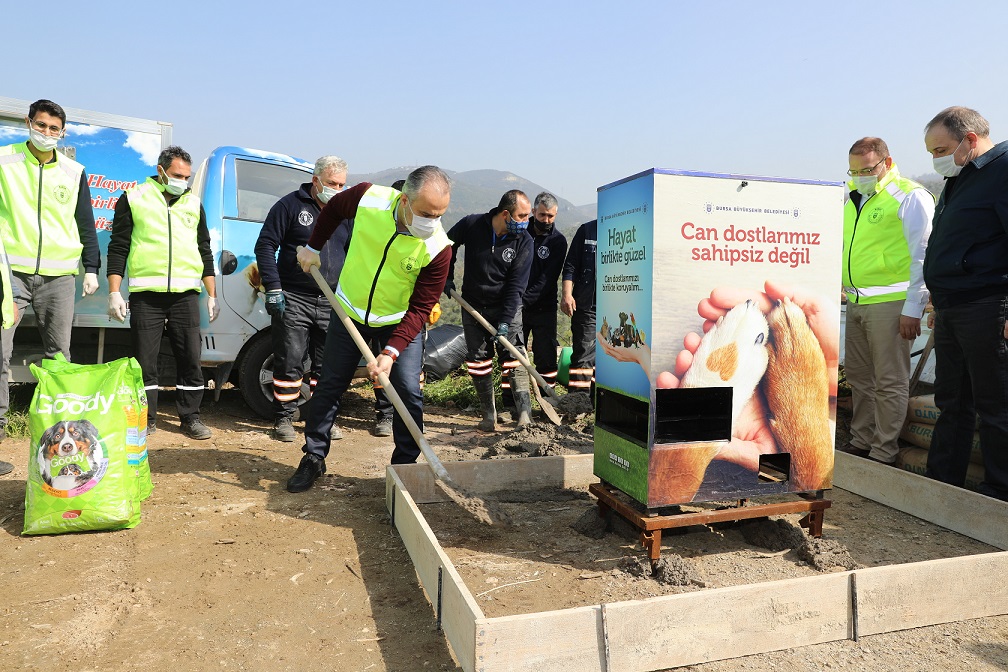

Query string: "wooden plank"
[605, 572, 852, 670]
[389, 454, 597, 504]
[476, 573, 852, 671]
[386, 468, 483, 671]
[833, 450, 1008, 549]
[476, 606, 605, 672]
[856, 551, 1008, 636]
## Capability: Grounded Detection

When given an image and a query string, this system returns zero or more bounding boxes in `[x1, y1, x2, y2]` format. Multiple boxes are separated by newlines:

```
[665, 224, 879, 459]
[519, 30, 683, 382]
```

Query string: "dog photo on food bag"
[38, 419, 104, 490]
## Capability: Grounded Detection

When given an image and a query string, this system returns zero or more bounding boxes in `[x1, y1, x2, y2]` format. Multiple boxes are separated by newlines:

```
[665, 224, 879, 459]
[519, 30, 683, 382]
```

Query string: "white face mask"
[405, 198, 440, 239]
[852, 175, 878, 197]
[933, 137, 969, 178]
[28, 126, 59, 153]
[160, 167, 188, 196]
[316, 181, 340, 204]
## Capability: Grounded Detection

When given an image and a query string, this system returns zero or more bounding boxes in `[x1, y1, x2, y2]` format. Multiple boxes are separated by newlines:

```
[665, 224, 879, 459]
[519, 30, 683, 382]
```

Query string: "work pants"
[271, 291, 331, 421]
[503, 307, 556, 407]
[303, 318, 424, 464]
[844, 300, 911, 463]
[462, 306, 526, 390]
[368, 336, 393, 422]
[927, 296, 1008, 501]
[130, 290, 205, 425]
[568, 306, 596, 391]
[0, 273, 75, 424]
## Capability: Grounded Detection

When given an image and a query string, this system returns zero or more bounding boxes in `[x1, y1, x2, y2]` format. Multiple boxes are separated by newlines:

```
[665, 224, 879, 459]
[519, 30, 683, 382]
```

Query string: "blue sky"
[4, 1, 1006, 206]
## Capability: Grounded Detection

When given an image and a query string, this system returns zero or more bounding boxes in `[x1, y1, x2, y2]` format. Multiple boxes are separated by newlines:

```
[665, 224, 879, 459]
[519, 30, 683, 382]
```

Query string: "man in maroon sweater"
[286, 166, 452, 493]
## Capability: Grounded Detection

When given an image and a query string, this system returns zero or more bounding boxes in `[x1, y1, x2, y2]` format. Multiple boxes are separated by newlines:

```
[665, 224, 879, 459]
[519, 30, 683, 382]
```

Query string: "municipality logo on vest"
[53, 184, 71, 205]
[869, 208, 884, 223]
[400, 256, 419, 272]
[298, 211, 313, 226]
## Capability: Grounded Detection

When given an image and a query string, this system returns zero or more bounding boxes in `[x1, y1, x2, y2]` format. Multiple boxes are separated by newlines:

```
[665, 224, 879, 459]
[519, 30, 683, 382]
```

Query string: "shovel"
[304, 259, 506, 525]
[448, 289, 563, 426]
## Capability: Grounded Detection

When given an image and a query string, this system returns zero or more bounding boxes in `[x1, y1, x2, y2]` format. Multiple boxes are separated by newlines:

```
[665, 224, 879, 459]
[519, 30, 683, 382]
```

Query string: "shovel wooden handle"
[449, 289, 559, 401]
[308, 264, 450, 482]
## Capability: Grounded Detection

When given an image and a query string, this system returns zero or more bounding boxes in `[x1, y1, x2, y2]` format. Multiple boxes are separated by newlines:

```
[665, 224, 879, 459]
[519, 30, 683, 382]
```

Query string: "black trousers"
[271, 292, 331, 420]
[130, 290, 204, 424]
[503, 307, 556, 407]
[568, 306, 596, 391]
[928, 296, 1008, 500]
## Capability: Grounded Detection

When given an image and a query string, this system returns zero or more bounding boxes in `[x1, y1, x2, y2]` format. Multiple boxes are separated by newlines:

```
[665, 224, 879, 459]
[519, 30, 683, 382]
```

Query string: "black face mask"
[532, 218, 553, 235]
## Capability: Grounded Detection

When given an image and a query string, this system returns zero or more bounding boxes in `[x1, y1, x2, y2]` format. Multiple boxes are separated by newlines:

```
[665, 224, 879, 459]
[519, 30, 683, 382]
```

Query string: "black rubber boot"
[471, 375, 497, 433]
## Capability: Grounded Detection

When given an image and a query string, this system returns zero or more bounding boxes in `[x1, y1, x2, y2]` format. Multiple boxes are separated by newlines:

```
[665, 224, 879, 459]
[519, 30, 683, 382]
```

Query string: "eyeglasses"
[847, 157, 886, 177]
[29, 118, 64, 137]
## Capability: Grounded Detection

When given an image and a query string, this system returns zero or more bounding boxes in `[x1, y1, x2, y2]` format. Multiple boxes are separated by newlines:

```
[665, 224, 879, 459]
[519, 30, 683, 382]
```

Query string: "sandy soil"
[1, 386, 1005, 672]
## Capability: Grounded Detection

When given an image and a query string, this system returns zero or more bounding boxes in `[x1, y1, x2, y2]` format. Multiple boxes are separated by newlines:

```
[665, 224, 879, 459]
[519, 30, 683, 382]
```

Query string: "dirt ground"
[1, 385, 1006, 672]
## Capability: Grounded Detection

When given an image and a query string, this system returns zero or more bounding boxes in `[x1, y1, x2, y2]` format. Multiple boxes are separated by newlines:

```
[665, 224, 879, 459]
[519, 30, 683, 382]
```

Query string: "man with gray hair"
[287, 166, 452, 493]
[254, 156, 348, 442]
[923, 106, 1008, 501]
[502, 191, 567, 416]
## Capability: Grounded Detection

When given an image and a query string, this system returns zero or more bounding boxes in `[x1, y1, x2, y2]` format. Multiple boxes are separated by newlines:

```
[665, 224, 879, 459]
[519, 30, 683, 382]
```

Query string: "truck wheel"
[237, 334, 310, 420]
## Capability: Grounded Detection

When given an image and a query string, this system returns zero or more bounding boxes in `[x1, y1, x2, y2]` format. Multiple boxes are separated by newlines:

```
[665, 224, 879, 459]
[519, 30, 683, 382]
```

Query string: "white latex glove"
[108, 291, 127, 322]
[82, 272, 99, 296]
[207, 296, 220, 322]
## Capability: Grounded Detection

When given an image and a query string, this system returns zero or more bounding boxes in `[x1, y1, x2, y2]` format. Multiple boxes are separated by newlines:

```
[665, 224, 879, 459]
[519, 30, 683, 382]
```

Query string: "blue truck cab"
[0, 97, 315, 418]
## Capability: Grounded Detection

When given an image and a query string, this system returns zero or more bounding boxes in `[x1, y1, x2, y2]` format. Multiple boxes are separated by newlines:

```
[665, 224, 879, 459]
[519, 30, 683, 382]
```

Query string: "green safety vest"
[0, 234, 15, 329]
[0, 141, 85, 276]
[335, 185, 451, 325]
[125, 177, 205, 293]
[842, 164, 932, 305]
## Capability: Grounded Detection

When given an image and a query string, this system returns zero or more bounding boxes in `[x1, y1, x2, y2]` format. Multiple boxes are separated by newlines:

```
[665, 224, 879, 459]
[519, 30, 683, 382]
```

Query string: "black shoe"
[0, 425, 6, 441]
[373, 416, 393, 437]
[0, 460, 12, 476]
[838, 445, 870, 459]
[146, 423, 157, 437]
[272, 417, 296, 442]
[287, 454, 325, 493]
[181, 419, 212, 440]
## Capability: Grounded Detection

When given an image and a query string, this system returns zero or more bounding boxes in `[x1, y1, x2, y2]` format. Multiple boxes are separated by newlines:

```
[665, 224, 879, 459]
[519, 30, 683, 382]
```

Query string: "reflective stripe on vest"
[334, 185, 451, 326]
[125, 178, 205, 293]
[0, 142, 84, 276]
[842, 164, 931, 305]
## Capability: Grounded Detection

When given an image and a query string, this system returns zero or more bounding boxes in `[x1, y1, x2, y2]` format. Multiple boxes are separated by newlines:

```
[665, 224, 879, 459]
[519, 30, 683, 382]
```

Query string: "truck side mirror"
[220, 250, 238, 275]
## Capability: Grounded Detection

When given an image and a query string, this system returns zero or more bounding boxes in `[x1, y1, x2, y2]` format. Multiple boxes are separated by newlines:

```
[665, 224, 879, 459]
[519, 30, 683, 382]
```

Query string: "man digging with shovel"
[445, 190, 534, 432]
[286, 166, 452, 493]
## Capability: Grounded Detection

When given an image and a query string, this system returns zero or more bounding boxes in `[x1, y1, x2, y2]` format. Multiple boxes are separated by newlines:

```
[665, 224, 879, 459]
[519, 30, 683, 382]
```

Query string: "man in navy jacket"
[254, 156, 347, 442]
[446, 190, 533, 431]
[923, 106, 1008, 501]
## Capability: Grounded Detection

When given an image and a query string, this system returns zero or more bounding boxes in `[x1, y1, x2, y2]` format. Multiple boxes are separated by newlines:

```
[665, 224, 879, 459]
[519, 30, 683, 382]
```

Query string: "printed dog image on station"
[649, 295, 833, 503]
[600, 312, 646, 349]
[37, 419, 104, 490]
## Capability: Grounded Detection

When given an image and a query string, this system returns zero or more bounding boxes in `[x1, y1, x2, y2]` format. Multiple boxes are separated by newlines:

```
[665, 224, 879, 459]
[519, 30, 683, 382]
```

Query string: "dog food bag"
[36, 355, 154, 502]
[126, 358, 153, 502]
[23, 357, 144, 535]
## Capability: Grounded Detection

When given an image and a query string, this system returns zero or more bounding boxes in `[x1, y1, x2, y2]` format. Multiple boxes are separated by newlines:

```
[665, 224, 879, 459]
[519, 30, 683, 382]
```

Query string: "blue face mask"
[506, 216, 529, 235]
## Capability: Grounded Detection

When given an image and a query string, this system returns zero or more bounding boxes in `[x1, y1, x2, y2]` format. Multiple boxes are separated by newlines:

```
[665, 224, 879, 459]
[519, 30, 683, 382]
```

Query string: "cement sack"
[898, 447, 985, 493]
[900, 421, 984, 466]
[907, 395, 939, 425]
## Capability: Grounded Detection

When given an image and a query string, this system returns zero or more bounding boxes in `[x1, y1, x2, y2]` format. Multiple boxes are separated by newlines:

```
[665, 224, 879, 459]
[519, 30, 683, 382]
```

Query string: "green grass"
[423, 370, 480, 408]
[5, 385, 35, 438]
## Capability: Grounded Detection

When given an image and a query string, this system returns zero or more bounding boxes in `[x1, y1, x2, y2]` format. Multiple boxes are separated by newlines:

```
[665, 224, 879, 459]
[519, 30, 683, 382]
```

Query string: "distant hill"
[909, 173, 945, 197]
[348, 166, 596, 240]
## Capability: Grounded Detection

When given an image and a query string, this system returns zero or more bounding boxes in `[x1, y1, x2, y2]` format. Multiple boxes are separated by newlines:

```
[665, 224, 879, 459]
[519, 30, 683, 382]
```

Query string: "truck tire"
[237, 333, 309, 420]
